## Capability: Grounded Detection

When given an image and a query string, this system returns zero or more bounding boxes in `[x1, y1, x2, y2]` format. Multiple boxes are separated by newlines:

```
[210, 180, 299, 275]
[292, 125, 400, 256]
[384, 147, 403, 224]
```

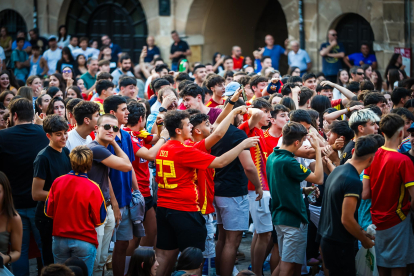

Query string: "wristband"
[7, 254, 11, 264]
[228, 99, 236, 105]
[160, 136, 168, 143]
[347, 107, 351, 113]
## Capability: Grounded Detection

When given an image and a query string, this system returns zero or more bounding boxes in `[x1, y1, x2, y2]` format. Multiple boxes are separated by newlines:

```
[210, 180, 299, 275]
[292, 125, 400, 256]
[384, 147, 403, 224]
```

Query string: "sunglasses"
[330, 34, 337, 37]
[62, 70, 72, 74]
[356, 72, 364, 75]
[101, 124, 119, 132]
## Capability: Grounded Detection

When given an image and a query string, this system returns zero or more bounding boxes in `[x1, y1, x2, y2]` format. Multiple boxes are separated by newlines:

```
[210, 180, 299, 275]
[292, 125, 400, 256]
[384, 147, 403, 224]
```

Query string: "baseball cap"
[408, 122, 414, 132]
[48, 35, 58, 41]
[224, 81, 240, 96]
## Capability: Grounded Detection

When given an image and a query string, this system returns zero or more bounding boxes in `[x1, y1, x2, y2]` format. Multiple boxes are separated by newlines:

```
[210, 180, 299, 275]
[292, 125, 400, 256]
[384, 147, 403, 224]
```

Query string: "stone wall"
[1, 0, 413, 75]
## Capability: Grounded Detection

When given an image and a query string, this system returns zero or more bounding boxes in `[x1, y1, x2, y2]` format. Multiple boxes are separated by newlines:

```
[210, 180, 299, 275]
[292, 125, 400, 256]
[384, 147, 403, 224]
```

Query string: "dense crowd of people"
[0, 25, 414, 276]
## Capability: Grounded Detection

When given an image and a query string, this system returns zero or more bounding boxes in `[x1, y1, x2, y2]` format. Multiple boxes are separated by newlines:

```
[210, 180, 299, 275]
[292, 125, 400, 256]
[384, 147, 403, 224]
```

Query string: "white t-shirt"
[43, 48, 62, 75]
[72, 47, 99, 60]
[57, 35, 71, 49]
[66, 129, 92, 151]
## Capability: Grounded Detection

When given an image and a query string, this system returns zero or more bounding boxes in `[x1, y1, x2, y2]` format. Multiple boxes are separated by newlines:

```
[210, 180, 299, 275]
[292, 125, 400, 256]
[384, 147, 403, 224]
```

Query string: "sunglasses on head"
[62, 69, 72, 73]
[101, 124, 119, 132]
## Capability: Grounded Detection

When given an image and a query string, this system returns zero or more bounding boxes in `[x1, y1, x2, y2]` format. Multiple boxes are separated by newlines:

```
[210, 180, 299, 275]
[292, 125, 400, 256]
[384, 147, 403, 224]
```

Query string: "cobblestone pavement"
[29, 233, 271, 276]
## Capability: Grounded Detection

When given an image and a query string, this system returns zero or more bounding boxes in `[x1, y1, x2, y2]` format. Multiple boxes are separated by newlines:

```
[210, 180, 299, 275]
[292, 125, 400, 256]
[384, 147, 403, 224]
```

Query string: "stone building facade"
[1, 0, 413, 76]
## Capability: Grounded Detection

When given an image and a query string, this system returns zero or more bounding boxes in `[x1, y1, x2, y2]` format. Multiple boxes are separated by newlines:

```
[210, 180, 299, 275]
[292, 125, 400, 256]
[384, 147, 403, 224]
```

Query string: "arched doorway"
[66, 0, 148, 62]
[0, 9, 27, 39]
[335, 13, 375, 55]
[254, 0, 288, 74]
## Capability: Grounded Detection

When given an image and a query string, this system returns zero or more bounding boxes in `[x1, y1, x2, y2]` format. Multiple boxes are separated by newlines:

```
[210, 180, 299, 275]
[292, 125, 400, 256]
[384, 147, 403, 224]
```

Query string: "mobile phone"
[241, 85, 247, 102]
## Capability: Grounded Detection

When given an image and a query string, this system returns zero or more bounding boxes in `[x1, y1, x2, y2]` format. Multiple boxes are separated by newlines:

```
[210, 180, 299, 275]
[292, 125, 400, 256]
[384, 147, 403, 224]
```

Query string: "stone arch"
[184, 0, 293, 71]
[0, 9, 28, 38]
[0, 3, 33, 34]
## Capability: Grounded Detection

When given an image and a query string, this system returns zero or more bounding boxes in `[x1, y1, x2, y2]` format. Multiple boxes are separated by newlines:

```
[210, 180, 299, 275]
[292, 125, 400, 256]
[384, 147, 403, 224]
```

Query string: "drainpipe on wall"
[404, 0, 411, 49]
[33, 0, 38, 29]
[298, 0, 305, 49]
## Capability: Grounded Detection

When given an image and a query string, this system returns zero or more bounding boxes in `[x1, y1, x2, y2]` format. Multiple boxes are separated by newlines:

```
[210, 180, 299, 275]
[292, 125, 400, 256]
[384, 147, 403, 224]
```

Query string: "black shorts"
[271, 225, 278, 244]
[320, 238, 356, 276]
[143, 196, 156, 221]
[156, 207, 207, 251]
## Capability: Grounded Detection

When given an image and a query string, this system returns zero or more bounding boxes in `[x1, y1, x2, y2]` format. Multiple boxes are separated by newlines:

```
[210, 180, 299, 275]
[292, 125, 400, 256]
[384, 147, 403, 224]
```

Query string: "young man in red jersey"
[238, 98, 273, 276]
[94, 79, 114, 115]
[264, 104, 290, 158]
[45, 145, 107, 276]
[155, 110, 259, 276]
[188, 104, 250, 261]
[362, 114, 414, 275]
[123, 102, 169, 248]
[205, 75, 226, 108]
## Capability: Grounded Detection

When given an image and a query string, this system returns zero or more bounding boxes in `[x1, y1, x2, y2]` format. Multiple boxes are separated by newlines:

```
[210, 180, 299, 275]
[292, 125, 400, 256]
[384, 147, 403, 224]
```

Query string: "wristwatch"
[159, 107, 168, 113]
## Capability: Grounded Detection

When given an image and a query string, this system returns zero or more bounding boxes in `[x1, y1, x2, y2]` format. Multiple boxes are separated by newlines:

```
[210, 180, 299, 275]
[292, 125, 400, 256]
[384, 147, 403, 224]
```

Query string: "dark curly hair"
[164, 110, 190, 138]
[72, 101, 100, 125]
[126, 102, 146, 127]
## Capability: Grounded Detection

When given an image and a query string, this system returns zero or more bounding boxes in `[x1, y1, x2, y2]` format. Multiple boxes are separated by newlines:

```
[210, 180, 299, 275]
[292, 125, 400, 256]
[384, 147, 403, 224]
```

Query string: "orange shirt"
[155, 140, 215, 212]
[185, 139, 215, 215]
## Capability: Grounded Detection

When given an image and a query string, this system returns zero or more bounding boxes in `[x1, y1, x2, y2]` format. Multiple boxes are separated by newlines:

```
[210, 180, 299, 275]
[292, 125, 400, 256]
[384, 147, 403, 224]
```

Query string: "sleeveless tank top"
[0, 217, 10, 254]
[29, 55, 43, 77]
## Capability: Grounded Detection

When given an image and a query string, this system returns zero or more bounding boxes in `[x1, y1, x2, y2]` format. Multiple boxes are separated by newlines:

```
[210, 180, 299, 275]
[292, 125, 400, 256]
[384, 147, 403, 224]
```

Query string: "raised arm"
[208, 137, 259, 169]
[136, 129, 169, 161]
[101, 140, 133, 172]
[304, 132, 324, 184]
[212, 88, 243, 127]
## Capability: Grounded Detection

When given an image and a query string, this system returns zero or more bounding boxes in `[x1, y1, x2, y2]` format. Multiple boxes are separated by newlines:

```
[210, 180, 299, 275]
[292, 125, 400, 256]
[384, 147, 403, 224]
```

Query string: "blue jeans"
[11, 207, 43, 276]
[53, 237, 97, 276]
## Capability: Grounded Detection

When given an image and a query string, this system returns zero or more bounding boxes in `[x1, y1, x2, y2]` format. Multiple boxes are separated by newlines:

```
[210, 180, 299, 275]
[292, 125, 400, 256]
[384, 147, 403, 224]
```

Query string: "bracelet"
[228, 99, 236, 105]
[7, 254, 11, 264]
[347, 107, 351, 112]
[160, 136, 168, 143]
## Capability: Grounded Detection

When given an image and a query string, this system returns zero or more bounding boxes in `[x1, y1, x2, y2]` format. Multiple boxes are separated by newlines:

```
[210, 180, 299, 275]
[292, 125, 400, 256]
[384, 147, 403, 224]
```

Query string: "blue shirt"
[110, 43, 122, 62]
[107, 129, 135, 208]
[357, 170, 372, 231]
[263, 45, 285, 70]
[320, 42, 345, 76]
[12, 40, 31, 50]
[145, 46, 160, 63]
[288, 49, 311, 71]
[348, 52, 377, 66]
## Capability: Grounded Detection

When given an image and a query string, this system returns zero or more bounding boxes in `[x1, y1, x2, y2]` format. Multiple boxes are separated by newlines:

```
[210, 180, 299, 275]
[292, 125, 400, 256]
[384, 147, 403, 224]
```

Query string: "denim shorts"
[202, 213, 215, 258]
[214, 195, 249, 231]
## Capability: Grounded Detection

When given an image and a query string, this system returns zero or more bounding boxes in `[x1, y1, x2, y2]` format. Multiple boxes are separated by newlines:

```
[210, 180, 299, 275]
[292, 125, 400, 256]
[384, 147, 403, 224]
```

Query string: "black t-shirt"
[0, 124, 49, 209]
[170, 40, 189, 64]
[340, 140, 355, 165]
[403, 151, 414, 165]
[87, 141, 112, 200]
[33, 146, 72, 219]
[318, 163, 362, 243]
[211, 125, 248, 197]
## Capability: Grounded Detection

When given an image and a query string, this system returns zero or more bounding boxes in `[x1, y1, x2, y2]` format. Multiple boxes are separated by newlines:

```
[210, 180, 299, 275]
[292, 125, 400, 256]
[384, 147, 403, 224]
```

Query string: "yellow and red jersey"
[185, 139, 215, 215]
[205, 98, 225, 108]
[45, 171, 106, 247]
[238, 121, 269, 191]
[155, 140, 215, 212]
[124, 127, 154, 198]
[364, 147, 414, 230]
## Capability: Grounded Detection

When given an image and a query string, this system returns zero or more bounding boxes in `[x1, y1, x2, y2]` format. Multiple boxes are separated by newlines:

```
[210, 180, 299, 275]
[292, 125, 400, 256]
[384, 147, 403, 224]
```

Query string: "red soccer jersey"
[124, 127, 154, 198]
[185, 139, 215, 215]
[363, 147, 414, 230]
[45, 172, 106, 247]
[233, 56, 244, 70]
[155, 140, 216, 212]
[331, 99, 343, 111]
[205, 98, 225, 108]
[263, 129, 282, 159]
[238, 121, 269, 191]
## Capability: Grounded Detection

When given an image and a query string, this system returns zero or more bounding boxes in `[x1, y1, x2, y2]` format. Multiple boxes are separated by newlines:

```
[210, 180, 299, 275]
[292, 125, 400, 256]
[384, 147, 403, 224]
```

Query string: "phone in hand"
[241, 85, 247, 102]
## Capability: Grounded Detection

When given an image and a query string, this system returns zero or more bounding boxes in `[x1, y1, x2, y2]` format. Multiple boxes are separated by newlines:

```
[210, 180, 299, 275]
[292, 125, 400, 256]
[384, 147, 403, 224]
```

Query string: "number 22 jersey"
[155, 140, 216, 212]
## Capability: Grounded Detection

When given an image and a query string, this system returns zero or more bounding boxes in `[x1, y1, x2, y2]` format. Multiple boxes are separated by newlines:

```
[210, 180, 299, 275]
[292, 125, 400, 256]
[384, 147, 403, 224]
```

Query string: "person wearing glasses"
[349, 66, 365, 83]
[86, 113, 133, 276]
[344, 43, 377, 70]
[319, 29, 345, 83]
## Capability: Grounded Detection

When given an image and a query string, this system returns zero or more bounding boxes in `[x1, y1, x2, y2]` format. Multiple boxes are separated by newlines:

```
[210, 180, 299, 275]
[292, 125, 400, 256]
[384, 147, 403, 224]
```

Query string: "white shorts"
[248, 190, 273, 234]
[214, 195, 249, 231]
[202, 213, 215, 258]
